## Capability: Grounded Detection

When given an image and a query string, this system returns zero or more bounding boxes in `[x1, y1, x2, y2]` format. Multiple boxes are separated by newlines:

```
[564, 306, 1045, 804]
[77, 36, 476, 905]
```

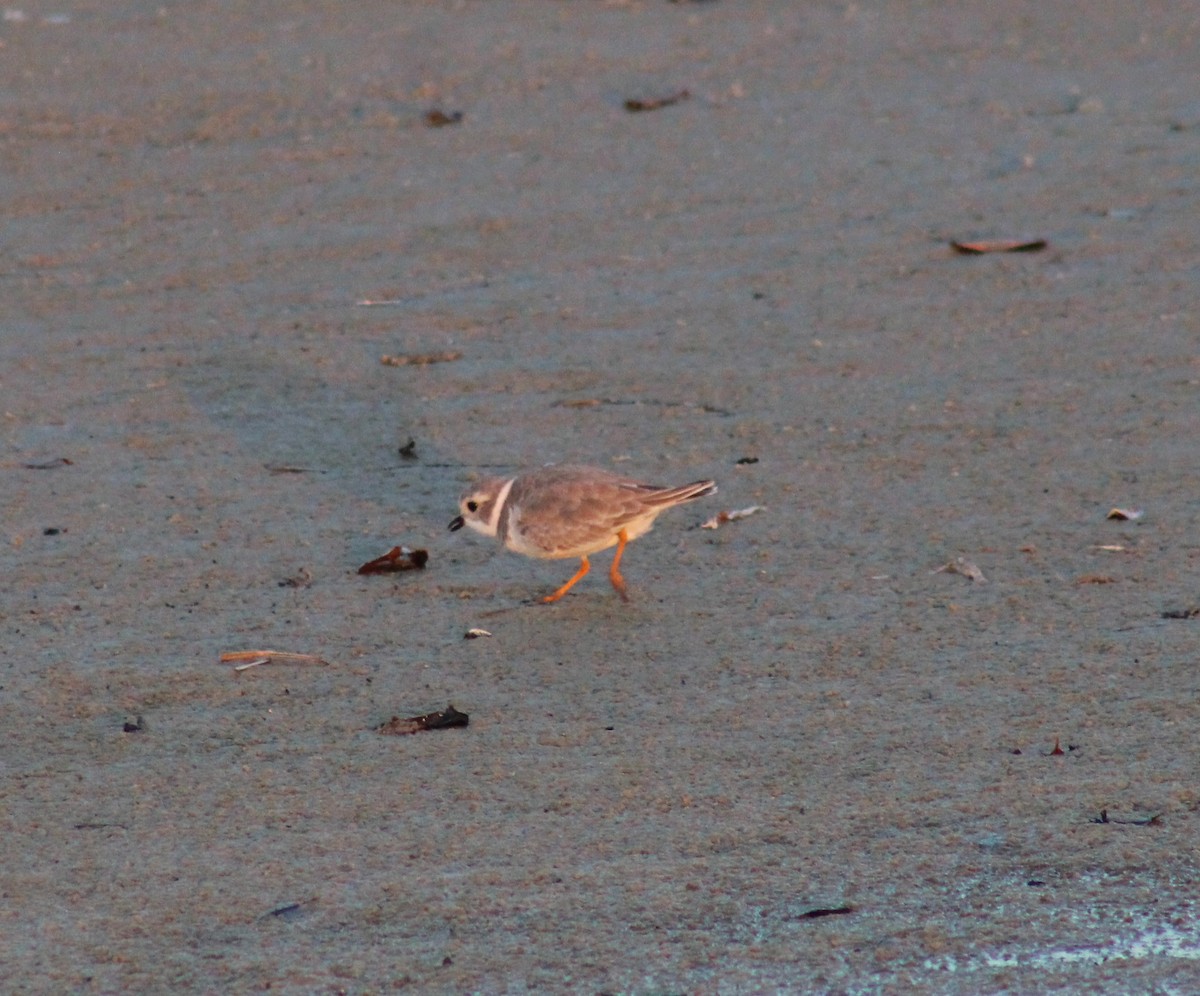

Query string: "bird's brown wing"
[511, 477, 646, 554]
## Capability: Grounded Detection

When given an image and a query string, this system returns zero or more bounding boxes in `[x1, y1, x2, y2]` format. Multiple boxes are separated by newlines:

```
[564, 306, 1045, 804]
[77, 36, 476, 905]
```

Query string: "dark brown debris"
[357, 545, 429, 575]
[950, 238, 1047, 254]
[1091, 809, 1161, 826]
[1162, 606, 1200, 620]
[1106, 507, 1144, 521]
[123, 716, 145, 733]
[22, 457, 73, 469]
[380, 350, 463, 367]
[624, 89, 690, 112]
[377, 705, 469, 736]
[262, 899, 314, 920]
[423, 109, 463, 127]
[398, 437, 418, 460]
[797, 906, 855, 919]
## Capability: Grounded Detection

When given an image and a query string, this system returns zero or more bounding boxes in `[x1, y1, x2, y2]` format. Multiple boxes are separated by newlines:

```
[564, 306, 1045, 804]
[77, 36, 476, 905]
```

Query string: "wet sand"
[4, 2, 1199, 992]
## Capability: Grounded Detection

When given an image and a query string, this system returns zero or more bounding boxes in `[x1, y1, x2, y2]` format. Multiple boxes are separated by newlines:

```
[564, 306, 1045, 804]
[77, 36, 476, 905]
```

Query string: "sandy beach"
[4, 2, 1199, 992]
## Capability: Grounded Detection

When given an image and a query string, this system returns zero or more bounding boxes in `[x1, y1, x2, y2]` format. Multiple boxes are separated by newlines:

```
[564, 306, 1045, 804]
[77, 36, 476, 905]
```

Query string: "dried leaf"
[22, 457, 73, 469]
[423, 109, 463, 127]
[219, 650, 331, 668]
[377, 705, 469, 735]
[624, 89, 690, 112]
[380, 350, 463, 367]
[951, 238, 1047, 254]
[932, 557, 987, 583]
[1090, 809, 1161, 826]
[1106, 507, 1144, 521]
[797, 906, 854, 919]
[357, 546, 429, 574]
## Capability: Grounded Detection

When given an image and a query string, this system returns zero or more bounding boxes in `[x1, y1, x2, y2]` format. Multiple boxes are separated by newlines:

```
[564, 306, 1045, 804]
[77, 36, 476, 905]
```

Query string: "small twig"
[1090, 809, 1161, 826]
[797, 906, 854, 919]
[624, 89, 690, 112]
[219, 650, 331, 668]
[380, 350, 463, 367]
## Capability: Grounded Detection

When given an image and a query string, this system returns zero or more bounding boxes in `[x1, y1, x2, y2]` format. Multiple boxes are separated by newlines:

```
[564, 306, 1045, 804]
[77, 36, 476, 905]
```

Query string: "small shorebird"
[448, 464, 717, 602]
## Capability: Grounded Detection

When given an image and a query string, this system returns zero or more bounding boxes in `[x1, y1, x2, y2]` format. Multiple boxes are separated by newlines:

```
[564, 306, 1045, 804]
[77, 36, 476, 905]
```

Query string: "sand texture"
[3, 2, 1199, 992]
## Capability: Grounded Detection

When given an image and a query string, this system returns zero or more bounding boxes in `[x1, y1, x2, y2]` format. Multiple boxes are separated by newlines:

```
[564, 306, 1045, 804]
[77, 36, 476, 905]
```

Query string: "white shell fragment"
[932, 557, 987, 583]
[700, 505, 765, 530]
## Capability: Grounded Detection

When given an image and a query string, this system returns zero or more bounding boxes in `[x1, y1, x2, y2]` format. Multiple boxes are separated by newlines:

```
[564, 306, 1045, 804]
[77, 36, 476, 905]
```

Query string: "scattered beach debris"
[1045, 738, 1076, 756]
[464, 628, 493, 639]
[798, 906, 855, 919]
[735, 456, 759, 465]
[1106, 507, 1144, 521]
[932, 557, 987, 583]
[423, 108, 463, 127]
[219, 650, 331, 672]
[950, 238, 1047, 255]
[20, 457, 73, 469]
[266, 465, 310, 474]
[398, 437, 418, 460]
[624, 89, 690, 112]
[380, 350, 463, 367]
[357, 545, 429, 574]
[551, 397, 733, 416]
[278, 567, 313, 588]
[262, 899, 314, 921]
[1162, 606, 1200, 620]
[123, 716, 145, 733]
[700, 505, 765, 530]
[1074, 574, 1117, 585]
[377, 705, 469, 736]
[1090, 809, 1161, 826]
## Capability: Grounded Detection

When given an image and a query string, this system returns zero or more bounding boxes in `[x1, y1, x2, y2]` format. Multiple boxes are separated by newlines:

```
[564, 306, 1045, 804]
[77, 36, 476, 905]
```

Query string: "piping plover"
[448, 464, 717, 602]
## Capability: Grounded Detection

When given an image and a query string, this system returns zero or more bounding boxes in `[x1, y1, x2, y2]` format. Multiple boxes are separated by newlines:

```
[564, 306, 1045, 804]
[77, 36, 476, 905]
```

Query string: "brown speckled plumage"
[449, 464, 716, 601]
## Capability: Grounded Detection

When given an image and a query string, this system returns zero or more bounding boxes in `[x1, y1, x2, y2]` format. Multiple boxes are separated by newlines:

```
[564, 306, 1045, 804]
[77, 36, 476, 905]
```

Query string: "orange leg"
[608, 529, 630, 601]
[542, 556, 590, 603]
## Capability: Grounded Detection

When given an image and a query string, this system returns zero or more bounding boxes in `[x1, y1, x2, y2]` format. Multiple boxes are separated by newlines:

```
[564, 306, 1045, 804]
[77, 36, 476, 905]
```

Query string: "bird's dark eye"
[466, 500, 479, 513]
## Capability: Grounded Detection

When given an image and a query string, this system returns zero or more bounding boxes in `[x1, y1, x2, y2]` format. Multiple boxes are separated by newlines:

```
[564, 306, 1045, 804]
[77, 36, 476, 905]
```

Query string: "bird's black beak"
[448, 516, 464, 532]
